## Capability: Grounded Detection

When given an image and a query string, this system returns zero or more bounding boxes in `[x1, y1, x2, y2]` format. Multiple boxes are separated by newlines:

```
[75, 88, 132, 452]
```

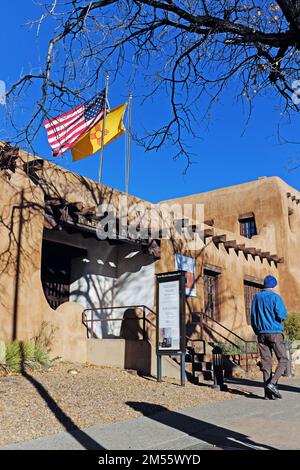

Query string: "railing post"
[180, 352, 186, 386]
[212, 346, 226, 391]
[143, 306, 146, 341]
[157, 354, 162, 383]
[91, 310, 94, 339]
[200, 313, 203, 341]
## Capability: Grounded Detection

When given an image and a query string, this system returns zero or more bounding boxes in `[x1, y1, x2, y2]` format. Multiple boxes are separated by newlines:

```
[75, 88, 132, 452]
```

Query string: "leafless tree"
[5, 0, 300, 166]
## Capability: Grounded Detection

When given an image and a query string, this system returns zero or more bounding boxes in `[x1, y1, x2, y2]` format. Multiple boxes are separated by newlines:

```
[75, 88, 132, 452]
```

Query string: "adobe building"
[0, 141, 299, 375]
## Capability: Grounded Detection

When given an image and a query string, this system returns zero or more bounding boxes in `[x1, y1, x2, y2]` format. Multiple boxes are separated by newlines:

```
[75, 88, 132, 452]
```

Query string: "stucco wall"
[69, 238, 117, 338]
[161, 176, 300, 316]
[0, 149, 155, 355]
[2, 146, 300, 367]
[69, 240, 156, 338]
[87, 338, 181, 379]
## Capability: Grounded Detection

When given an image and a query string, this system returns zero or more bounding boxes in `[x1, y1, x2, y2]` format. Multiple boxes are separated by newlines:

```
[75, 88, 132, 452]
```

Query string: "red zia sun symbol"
[91, 125, 109, 145]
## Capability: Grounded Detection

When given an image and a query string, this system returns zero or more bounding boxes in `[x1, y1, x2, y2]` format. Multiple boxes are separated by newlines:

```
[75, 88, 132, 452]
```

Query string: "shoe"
[264, 389, 278, 400]
[266, 382, 282, 399]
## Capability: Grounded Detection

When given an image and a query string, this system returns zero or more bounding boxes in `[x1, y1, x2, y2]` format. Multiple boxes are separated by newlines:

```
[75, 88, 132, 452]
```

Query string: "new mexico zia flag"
[71, 102, 127, 161]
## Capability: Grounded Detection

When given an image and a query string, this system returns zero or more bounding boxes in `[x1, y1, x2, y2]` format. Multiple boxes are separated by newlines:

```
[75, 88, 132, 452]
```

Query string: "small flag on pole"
[43, 90, 110, 156]
[71, 103, 127, 162]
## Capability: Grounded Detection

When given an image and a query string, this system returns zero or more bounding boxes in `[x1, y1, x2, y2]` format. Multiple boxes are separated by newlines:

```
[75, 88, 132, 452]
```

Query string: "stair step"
[193, 374, 214, 385]
[185, 354, 194, 363]
[196, 354, 212, 362]
[192, 362, 212, 372]
[186, 353, 212, 361]
[194, 370, 214, 381]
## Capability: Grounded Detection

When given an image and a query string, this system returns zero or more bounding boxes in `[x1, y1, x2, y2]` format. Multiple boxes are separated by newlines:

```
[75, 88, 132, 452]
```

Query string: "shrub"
[217, 340, 258, 355]
[5, 341, 23, 372]
[0, 340, 5, 364]
[0, 322, 59, 374]
[1, 339, 53, 373]
[34, 342, 51, 367]
[284, 313, 300, 345]
[32, 321, 57, 353]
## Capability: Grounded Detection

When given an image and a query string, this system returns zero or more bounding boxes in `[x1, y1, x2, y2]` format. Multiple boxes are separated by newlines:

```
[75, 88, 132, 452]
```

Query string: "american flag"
[44, 90, 110, 156]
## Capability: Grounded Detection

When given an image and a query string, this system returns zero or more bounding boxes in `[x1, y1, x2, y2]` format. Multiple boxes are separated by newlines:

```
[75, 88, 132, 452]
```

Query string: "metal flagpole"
[125, 91, 132, 194]
[98, 72, 109, 185]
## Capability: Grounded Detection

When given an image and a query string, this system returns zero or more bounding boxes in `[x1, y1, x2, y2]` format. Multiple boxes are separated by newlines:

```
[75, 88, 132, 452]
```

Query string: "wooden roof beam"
[224, 240, 237, 249]
[212, 234, 226, 245]
[204, 228, 214, 239]
[260, 251, 271, 260]
[236, 244, 246, 252]
[268, 255, 284, 264]
[244, 247, 256, 255]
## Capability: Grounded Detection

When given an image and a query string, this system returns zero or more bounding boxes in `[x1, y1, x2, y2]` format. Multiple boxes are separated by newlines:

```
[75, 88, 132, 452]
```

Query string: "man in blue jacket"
[251, 275, 288, 399]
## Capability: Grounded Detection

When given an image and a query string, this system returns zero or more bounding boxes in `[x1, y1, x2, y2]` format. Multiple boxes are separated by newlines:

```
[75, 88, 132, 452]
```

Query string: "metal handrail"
[82, 305, 156, 340]
[192, 311, 258, 372]
[82, 305, 206, 357]
[83, 304, 156, 314]
[82, 306, 255, 371]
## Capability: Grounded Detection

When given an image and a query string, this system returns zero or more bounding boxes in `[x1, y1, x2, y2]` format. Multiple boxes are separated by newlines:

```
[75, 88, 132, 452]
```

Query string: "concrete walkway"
[1, 377, 300, 450]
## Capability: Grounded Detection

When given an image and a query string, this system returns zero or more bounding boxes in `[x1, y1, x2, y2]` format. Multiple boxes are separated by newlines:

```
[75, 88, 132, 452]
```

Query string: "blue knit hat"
[263, 275, 277, 288]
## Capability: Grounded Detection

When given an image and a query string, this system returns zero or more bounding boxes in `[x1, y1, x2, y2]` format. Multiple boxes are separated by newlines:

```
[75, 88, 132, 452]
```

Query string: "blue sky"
[1, 1, 300, 203]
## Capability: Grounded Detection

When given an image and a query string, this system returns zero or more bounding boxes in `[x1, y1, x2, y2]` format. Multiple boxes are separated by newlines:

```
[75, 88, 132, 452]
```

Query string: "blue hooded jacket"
[251, 290, 287, 334]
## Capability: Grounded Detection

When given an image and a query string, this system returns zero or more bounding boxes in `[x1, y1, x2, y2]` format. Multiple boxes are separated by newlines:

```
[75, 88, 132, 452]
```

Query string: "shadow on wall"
[185, 283, 246, 347]
[120, 308, 146, 341]
[72, 268, 154, 339]
[0, 147, 119, 340]
[0, 142, 159, 342]
[68, 240, 156, 339]
[120, 308, 152, 374]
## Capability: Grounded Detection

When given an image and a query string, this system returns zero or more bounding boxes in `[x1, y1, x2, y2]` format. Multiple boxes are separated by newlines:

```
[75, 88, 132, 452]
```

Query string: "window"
[244, 280, 263, 325]
[239, 215, 257, 238]
[203, 269, 220, 320]
[41, 239, 86, 310]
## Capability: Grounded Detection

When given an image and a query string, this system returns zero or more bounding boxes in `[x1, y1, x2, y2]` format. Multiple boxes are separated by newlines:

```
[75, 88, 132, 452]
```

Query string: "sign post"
[156, 271, 186, 386]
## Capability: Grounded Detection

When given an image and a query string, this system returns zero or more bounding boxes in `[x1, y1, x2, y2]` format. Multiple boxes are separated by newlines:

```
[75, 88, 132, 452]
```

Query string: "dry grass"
[0, 361, 233, 446]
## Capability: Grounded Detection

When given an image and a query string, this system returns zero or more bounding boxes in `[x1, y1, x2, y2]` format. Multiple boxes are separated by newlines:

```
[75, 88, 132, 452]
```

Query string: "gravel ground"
[0, 362, 233, 446]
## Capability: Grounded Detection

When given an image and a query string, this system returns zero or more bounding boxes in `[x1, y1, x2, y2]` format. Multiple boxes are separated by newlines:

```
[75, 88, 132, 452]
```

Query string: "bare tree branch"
[4, 0, 300, 167]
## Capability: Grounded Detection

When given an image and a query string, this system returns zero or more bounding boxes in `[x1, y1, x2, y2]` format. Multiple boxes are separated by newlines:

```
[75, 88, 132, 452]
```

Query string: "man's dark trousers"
[258, 333, 288, 385]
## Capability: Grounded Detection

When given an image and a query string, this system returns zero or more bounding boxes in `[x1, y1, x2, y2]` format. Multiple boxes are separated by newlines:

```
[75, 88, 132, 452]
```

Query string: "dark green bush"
[284, 313, 300, 344]
[217, 340, 258, 355]
[1, 340, 52, 373]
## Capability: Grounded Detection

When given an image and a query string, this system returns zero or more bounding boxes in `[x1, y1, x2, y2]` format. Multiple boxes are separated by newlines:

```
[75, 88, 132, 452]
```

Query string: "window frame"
[244, 278, 264, 325]
[239, 214, 257, 239]
[203, 268, 221, 321]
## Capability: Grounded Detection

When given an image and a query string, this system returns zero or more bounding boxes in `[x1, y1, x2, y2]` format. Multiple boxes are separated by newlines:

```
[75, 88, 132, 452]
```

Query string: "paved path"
[1, 378, 300, 450]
